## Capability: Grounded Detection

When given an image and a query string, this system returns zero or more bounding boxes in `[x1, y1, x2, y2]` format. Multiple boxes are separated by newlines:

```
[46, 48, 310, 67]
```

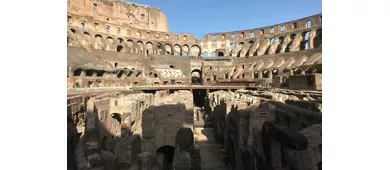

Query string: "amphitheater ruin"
[67, 1, 322, 170]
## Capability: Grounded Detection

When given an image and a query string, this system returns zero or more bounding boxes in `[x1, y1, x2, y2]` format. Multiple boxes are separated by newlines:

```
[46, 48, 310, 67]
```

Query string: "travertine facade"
[67, 1, 322, 170]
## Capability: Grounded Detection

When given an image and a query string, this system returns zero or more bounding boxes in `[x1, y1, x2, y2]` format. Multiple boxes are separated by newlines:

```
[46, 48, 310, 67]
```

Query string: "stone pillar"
[138, 152, 153, 170]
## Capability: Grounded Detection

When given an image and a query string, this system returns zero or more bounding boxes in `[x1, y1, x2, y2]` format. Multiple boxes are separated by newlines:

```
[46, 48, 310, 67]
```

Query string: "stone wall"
[206, 90, 322, 170]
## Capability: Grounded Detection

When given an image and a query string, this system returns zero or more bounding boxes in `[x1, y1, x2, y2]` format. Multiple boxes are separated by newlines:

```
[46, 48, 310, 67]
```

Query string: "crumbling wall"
[207, 90, 322, 170]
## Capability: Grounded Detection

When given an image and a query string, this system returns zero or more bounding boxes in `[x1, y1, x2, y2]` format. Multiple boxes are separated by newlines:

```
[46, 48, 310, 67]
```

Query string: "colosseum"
[67, 1, 322, 170]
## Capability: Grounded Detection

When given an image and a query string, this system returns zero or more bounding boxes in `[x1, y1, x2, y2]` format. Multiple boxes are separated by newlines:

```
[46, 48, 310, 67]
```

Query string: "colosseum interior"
[67, 0, 322, 170]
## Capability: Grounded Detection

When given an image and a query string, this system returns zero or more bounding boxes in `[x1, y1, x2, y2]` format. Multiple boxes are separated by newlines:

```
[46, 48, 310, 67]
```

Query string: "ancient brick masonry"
[67, 90, 199, 170]
[67, 1, 322, 169]
[206, 90, 322, 170]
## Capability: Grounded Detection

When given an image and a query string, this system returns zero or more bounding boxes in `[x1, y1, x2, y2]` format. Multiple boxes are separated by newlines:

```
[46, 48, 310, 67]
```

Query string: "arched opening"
[175, 52, 180, 56]
[184, 52, 188, 56]
[300, 32, 310, 50]
[254, 72, 259, 78]
[294, 68, 302, 75]
[127, 71, 134, 77]
[285, 34, 296, 53]
[191, 69, 202, 84]
[262, 70, 269, 78]
[314, 28, 322, 48]
[73, 69, 83, 76]
[116, 45, 123, 52]
[307, 20, 312, 28]
[225, 72, 229, 79]
[211, 51, 216, 57]
[95, 34, 103, 41]
[157, 43, 163, 55]
[237, 42, 244, 57]
[117, 38, 123, 43]
[136, 72, 142, 77]
[218, 52, 224, 56]
[85, 70, 94, 77]
[165, 44, 172, 55]
[169, 65, 175, 68]
[272, 69, 279, 76]
[156, 145, 175, 170]
[203, 51, 208, 57]
[174, 44, 181, 56]
[190, 45, 201, 56]
[154, 73, 158, 78]
[107, 37, 114, 44]
[230, 43, 236, 56]
[96, 70, 104, 77]
[111, 113, 121, 123]
[117, 71, 124, 78]
[275, 36, 285, 54]
[306, 67, 314, 74]
[84, 32, 90, 36]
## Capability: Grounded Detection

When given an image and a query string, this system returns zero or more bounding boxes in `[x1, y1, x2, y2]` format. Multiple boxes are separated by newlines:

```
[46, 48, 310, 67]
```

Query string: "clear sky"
[127, 0, 322, 39]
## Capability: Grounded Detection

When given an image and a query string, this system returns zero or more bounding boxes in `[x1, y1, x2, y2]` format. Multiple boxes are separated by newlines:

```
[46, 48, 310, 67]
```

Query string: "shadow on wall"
[68, 105, 143, 170]
[68, 101, 198, 170]
[204, 98, 322, 170]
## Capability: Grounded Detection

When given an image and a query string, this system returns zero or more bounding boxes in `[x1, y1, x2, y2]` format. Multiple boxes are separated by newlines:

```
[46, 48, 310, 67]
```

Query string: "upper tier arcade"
[68, 0, 169, 32]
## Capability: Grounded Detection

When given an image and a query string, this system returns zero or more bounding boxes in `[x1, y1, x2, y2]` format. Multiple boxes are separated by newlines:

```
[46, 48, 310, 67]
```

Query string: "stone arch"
[116, 45, 124, 52]
[70, 28, 77, 34]
[145, 42, 153, 55]
[285, 34, 296, 52]
[83, 31, 90, 36]
[203, 51, 209, 57]
[262, 70, 270, 78]
[73, 68, 83, 76]
[156, 145, 175, 170]
[293, 68, 303, 75]
[191, 69, 202, 84]
[275, 36, 285, 54]
[253, 71, 259, 78]
[300, 31, 310, 50]
[218, 52, 224, 56]
[211, 51, 216, 57]
[237, 42, 245, 57]
[190, 45, 201, 56]
[107, 36, 114, 44]
[272, 69, 279, 76]
[137, 41, 144, 54]
[156, 42, 163, 55]
[173, 44, 181, 56]
[165, 44, 172, 55]
[230, 43, 236, 56]
[182, 44, 190, 56]
[111, 113, 121, 123]
[314, 28, 322, 48]
[117, 38, 124, 43]
[95, 34, 103, 41]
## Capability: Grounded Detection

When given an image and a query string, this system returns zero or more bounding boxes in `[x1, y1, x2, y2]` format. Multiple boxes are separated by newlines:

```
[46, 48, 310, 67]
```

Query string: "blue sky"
[128, 0, 322, 39]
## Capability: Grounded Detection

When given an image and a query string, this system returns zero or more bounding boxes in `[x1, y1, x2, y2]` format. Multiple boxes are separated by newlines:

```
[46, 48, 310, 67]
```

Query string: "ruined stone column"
[138, 152, 153, 170]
